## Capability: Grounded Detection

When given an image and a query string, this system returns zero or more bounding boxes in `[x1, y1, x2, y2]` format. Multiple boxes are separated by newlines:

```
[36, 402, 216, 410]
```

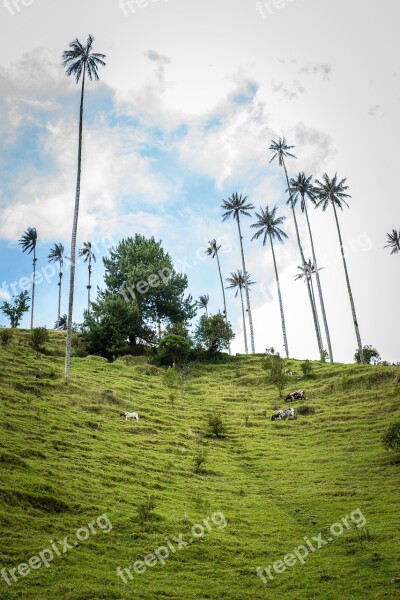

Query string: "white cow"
[120, 412, 140, 421]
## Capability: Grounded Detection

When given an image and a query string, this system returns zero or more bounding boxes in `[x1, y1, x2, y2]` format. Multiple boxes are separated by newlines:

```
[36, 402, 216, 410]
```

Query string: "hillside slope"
[0, 331, 399, 599]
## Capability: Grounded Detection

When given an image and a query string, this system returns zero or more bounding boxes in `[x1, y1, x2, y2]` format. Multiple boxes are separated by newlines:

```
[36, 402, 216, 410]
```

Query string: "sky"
[0, 0, 399, 362]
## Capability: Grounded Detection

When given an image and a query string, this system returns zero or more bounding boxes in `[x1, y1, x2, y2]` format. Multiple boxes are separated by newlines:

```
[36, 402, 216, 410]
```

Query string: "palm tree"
[79, 241, 96, 312]
[314, 173, 364, 362]
[55, 314, 68, 330]
[294, 259, 322, 327]
[221, 193, 255, 353]
[385, 229, 400, 255]
[62, 35, 106, 381]
[18, 228, 37, 329]
[251, 205, 289, 358]
[197, 294, 209, 315]
[226, 270, 255, 355]
[290, 172, 333, 362]
[48, 243, 64, 328]
[205, 239, 228, 320]
[269, 139, 323, 356]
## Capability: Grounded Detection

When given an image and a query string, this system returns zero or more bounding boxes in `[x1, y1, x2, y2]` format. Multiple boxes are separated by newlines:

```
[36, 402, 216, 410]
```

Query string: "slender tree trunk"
[282, 161, 323, 355]
[332, 202, 364, 362]
[270, 234, 289, 358]
[215, 250, 230, 354]
[30, 247, 36, 329]
[239, 287, 248, 354]
[65, 69, 86, 381]
[303, 199, 334, 362]
[237, 218, 255, 353]
[87, 260, 91, 313]
[57, 268, 62, 327]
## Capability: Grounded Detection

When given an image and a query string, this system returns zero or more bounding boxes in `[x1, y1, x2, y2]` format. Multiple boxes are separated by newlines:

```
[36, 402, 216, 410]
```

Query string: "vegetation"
[1, 291, 30, 328]
[355, 345, 381, 365]
[157, 334, 191, 366]
[226, 270, 254, 355]
[262, 348, 289, 398]
[48, 242, 64, 328]
[385, 229, 400, 255]
[79, 241, 96, 313]
[18, 228, 37, 329]
[194, 313, 234, 356]
[0, 328, 13, 346]
[382, 423, 400, 452]
[30, 327, 50, 352]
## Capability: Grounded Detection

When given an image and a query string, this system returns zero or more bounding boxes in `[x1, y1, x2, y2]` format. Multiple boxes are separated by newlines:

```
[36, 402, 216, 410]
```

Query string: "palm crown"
[19, 228, 37, 255]
[385, 229, 400, 255]
[251, 205, 288, 245]
[221, 193, 254, 223]
[269, 137, 296, 167]
[289, 172, 317, 211]
[314, 173, 351, 211]
[197, 294, 209, 310]
[226, 270, 255, 297]
[48, 243, 64, 265]
[295, 259, 322, 281]
[62, 35, 106, 83]
[79, 242, 96, 263]
[205, 239, 221, 258]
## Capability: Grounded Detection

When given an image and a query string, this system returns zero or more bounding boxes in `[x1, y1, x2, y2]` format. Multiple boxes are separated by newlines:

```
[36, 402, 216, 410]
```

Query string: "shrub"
[137, 496, 156, 523]
[0, 329, 13, 346]
[262, 349, 288, 398]
[158, 334, 191, 367]
[296, 405, 316, 416]
[320, 350, 328, 363]
[206, 414, 227, 438]
[382, 423, 400, 452]
[193, 446, 208, 473]
[354, 345, 381, 365]
[30, 327, 49, 352]
[300, 360, 313, 377]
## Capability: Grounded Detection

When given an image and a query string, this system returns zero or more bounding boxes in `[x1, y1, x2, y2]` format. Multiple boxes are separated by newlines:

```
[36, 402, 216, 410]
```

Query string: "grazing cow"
[285, 390, 307, 402]
[271, 408, 296, 421]
[285, 369, 293, 376]
[120, 412, 140, 421]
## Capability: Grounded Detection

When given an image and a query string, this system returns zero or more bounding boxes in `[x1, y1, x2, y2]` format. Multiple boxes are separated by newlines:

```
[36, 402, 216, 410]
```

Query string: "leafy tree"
[1, 291, 30, 328]
[206, 414, 227, 438]
[269, 139, 323, 356]
[194, 313, 234, 356]
[226, 270, 255, 355]
[221, 193, 255, 353]
[62, 34, 106, 381]
[79, 241, 96, 312]
[354, 345, 381, 365]
[262, 348, 288, 398]
[48, 242, 64, 328]
[197, 294, 209, 315]
[251, 205, 289, 358]
[290, 172, 333, 362]
[385, 229, 400, 255]
[158, 334, 191, 367]
[19, 228, 37, 329]
[315, 173, 364, 363]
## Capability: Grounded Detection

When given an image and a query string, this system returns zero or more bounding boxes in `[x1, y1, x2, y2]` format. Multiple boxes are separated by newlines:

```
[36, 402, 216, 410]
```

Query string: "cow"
[271, 408, 296, 421]
[285, 390, 308, 402]
[120, 412, 140, 421]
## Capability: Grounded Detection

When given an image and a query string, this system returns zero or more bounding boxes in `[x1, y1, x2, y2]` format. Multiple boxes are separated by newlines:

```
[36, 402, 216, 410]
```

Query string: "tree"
[79, 241, 96, 312]
[251, 205, 289, 359]
[18, 228, 37, 329]
[62, 35, 106, 382]
[194, 313, 234, 356]
[226, 270, 254, 355]
[385, 229, 400, 255]
[290, 172, 334, 362]
[31, 327, 49, 352]
[158, 334, 191, 367]
[197, 294, 209, 315]
[262, 348, 288, 399]
[48, 242, 64, 328]
[55, 314, 68, 330]
[314, 173, 364, 363]
[221, 193, 255, 353]
[354, 345, 381, 365]
[1, 291, 30, 328]
[269, 139, 323, 356]
[206, 238, 229, 322]
[294, 260, 322, 344]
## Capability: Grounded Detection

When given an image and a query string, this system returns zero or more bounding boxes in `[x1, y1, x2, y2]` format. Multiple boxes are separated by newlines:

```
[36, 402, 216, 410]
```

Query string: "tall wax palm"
[205, 239, 228, 320]
[62, 35, 106, 381]
[226, 270, 255, 355]
[48, 243, 64, 328]
[269, 139, 324, 356]
[197, 294, 209, 315]
[385, 229, 400, 255]
[314, 173, 364, 362]
[251, 205, 289, 358]
[294, 259, 322, 326]
[290, 172, 333, 362]
[79, 241, 96, 312]
[221, 193, 255, 353]
[18, 227, 37, 329]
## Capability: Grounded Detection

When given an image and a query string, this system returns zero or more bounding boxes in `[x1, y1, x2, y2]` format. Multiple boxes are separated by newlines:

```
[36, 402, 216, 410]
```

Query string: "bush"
[0, 329, 13, 346]
[354, 345, 381, 365]
[157, 334, 191, 366]
[262, 349, 288, 398]
[383, 423, 400, 452]
[320, 350, 328, 363]
[296, 405, 316, 416]
[193, 446, 208, 473]
[30, 327, 49, 352]
[137, 496, 156, 523]
[300, 360, 313, 377]
[206, 414, 227, 438]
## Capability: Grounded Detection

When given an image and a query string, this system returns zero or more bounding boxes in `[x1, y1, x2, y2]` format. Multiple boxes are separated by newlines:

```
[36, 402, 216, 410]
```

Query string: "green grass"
[0, 330, 399, 599]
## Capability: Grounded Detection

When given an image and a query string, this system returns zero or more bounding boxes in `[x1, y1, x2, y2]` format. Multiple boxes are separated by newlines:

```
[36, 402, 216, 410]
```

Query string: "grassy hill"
[0, 330, 399, 599]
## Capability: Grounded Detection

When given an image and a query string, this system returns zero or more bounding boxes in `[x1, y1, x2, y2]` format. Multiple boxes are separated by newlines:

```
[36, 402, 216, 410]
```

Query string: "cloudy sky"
[0, 0, 399, 362]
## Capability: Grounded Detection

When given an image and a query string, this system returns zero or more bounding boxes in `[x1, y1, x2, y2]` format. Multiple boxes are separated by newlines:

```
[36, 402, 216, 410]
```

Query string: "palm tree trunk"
[282, 161, 323, 355]
[239, 287, 248, 354]
[303, 200, 334, 362]
[332, 202, 364, 362]
[216, 250, 230, 355]
[270, 234, 289, 358]
[237, 218, 255, 353]
[30, 248, 36, 329]
[87, 260, 91, 313]
[65, 69, 86, 381]
[57, 269, 62, 327]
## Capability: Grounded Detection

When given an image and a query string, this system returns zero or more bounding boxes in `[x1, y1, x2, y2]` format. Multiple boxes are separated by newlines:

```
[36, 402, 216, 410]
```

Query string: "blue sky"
[0, 0, 399, 362]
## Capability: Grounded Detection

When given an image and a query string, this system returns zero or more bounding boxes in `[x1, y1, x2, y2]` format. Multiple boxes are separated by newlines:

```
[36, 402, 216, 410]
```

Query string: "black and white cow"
[271, 408, 296, 421]
[285, 390, 308, 402]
